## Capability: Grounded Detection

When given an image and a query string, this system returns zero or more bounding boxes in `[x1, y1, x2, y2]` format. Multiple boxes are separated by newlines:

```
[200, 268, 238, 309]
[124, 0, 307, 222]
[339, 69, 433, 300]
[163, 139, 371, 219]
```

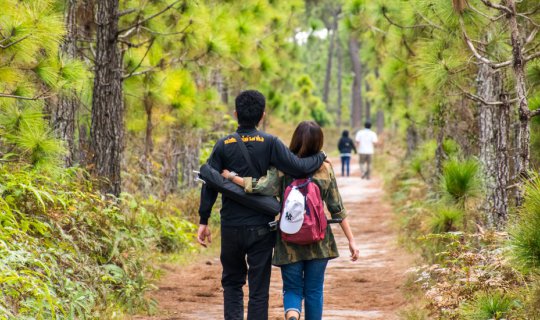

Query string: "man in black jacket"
[197, 90, 325, 320]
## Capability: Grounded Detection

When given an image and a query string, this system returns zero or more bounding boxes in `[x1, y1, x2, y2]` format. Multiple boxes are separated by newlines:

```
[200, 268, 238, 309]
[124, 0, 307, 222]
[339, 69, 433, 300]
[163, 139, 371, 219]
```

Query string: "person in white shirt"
[355, 122, 378, 179]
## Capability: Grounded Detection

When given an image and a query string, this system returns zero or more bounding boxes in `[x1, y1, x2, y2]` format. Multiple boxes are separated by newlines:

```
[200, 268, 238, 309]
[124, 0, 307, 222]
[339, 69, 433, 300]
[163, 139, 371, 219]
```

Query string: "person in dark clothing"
[197, 90, 326, 320]
[338, 130, 357, 177]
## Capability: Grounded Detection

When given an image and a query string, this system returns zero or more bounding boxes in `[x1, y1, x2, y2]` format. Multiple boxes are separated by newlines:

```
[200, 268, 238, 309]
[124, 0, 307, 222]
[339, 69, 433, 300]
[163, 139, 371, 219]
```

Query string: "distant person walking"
[355, 122, 378, 180]
[337, 130, 357, 177]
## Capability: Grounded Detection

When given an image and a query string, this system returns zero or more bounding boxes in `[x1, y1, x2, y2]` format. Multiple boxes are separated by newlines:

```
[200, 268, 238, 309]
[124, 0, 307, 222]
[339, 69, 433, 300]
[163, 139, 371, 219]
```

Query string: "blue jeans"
[280, 258, 329, 320]
[341, 156, 351, 176]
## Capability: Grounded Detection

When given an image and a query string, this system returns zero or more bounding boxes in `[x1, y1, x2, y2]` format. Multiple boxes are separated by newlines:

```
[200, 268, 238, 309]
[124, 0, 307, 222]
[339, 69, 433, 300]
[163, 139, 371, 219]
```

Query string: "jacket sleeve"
[351, 138, 358, 153]
[198, 140, 224, 225]
[323, 164, 347, 220]
[244, 167, 282, 197]
[270, 137, 325, 177]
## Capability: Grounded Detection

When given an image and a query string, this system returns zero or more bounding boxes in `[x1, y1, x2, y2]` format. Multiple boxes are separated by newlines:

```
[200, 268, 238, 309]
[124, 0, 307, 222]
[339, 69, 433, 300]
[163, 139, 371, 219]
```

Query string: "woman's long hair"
[289, 121, 324, 158]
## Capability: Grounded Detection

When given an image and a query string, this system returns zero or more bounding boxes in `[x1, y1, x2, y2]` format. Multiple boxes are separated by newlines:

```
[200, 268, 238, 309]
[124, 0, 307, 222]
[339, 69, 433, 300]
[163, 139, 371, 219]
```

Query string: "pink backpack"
[280, 178, 327, 245]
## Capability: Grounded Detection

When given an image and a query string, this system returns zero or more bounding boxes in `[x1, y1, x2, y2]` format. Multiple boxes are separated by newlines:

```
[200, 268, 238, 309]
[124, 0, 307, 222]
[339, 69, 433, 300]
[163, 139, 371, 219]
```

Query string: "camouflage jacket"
[244, 162, 347, 266]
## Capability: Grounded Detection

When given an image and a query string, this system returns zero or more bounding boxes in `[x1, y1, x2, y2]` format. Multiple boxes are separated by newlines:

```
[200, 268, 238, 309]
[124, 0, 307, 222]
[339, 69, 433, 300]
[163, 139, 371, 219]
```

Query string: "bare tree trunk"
[90, 0, 124, 196]
[213, 70, 228, 105]
[141, 95, 153, 175]
[365, 79, 371, 123]
[435, 105, 446, 177]
[348, 34, 363, 129]
[54, 0, 79, 166]
[336, 36, 343, 128]
[323, 9, 339, 105]
[376, 109, 384, 134]
[477, 63, 509, 228]
[405, 124, 418, 158]
[163, 128, 181, 196]
[494, 99, 511, 226]
[507, 0, 530, 206]
[181, 129, 201, 188]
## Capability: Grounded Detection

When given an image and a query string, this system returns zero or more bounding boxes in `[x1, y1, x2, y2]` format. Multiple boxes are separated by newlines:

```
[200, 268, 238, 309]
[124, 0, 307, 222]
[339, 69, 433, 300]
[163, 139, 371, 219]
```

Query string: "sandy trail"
[133, 160, 412, 320]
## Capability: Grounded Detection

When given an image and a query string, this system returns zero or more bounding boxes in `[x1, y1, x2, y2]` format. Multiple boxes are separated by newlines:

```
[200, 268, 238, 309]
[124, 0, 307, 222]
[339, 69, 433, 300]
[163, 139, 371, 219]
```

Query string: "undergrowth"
[0, 163, 197, 319]
[387, 139, 540, 319]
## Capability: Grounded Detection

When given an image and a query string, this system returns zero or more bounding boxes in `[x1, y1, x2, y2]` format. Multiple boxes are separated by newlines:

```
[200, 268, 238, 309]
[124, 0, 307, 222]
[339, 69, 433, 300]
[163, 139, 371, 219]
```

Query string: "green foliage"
[0, 163, 196, 318]
[459, 291, 517, 320]
[286, 74, 333, 126]
[440, 158, 482, 208]
[510, 174, 540, 273]
[0, 100, 65, 169]
[429, 206, 464, 234]
[409, 140, 436, 179]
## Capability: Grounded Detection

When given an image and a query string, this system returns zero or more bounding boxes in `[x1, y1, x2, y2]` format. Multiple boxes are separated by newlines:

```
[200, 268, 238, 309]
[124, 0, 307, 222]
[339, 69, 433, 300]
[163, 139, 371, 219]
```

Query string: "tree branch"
[525, 51, 540, 62]
[0, 92, 51, 100]
[478, 0, 512, 15]
[530, 108, 540, 118]
[117, 0, 181, 35]
[454, 83, 514, 106]
[123, 68, 157, 79]
[382, 10, 432, 29]
[140, 20, 193, 36]
[518, 14, 540, 28]
[0, 35, 30, 49]
[416, 11, 444, 30]
[460, 18, 512, 69]
[525, 27, 539, 45]
[118, 8, 137, 17]
[469, 4, 502, 21]
[123, 38, 155, 79]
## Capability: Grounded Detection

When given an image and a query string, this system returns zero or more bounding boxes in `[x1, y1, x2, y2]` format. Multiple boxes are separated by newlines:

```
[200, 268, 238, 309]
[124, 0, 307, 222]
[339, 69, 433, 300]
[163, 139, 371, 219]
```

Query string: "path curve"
[133, 160, 412, 319]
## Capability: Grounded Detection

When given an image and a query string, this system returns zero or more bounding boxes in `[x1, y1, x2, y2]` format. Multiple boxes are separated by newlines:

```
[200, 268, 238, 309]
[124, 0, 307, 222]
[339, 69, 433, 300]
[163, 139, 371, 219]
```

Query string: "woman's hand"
[349, 241, 359, 262]
[221, 169, 231, 179]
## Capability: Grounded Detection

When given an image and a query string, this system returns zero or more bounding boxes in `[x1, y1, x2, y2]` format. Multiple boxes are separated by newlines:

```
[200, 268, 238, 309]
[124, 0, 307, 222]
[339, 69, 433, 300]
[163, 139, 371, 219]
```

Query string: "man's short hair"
[364, 122, 372, 129]
[235, 90, 266, 127]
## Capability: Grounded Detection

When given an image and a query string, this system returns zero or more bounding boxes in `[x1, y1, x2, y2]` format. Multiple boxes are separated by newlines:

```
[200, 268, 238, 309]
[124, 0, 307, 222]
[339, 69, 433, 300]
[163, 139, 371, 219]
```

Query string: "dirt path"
[133, 160, 413, 320]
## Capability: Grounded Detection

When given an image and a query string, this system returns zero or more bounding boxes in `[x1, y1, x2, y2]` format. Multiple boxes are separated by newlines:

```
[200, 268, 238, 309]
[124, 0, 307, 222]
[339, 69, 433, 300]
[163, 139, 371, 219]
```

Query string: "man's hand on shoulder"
[197, 224, 212, 247]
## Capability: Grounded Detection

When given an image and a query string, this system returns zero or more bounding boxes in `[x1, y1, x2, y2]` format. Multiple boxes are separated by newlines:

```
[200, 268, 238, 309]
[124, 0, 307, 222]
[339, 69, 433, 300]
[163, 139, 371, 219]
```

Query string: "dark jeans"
[221, 225, 275, 320]
[340, 156, 351, 176]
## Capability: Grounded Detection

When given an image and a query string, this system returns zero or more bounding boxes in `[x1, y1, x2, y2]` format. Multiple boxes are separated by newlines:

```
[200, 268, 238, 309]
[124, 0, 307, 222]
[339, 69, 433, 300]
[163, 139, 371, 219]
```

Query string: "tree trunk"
[406, 124, 418, 158]
[213, 70, 228, 105]
[181, 129, 201, 188]
[163, 128, 181, 196]
[507, 0, 530, 206]
[90, 0, 124, 196]
[348, 34, 363, 129]
[376, 109, 384, 134]
[54, 0, 79, 166]
[336, 36, 343, 128]
[435, 105, 446, 177]
[477, 63, 509, 228]
[365, 80, 371, 123]
[323, 9, 339, 105]
[140, 95, 153, 176]
[494, 99, 511, 227]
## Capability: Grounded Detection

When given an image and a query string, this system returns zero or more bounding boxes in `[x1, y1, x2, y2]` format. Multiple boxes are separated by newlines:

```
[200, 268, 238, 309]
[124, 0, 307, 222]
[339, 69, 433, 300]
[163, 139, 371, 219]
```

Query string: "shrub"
[429, 206, 464, 233]
[440, 158, 482, 209]
[0, 163, 196, 318]
[510, 174, 540, 272]
[459, 291, 517, 320]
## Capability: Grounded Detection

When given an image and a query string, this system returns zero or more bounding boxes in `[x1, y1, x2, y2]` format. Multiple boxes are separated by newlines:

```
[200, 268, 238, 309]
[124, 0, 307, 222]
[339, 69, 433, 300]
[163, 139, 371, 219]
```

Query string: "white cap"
[280, 188, 305, 234]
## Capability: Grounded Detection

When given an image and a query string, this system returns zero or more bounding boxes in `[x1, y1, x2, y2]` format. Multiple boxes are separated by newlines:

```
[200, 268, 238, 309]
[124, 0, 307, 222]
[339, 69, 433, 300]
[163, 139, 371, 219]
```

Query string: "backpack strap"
[233, 132, 258, 176]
